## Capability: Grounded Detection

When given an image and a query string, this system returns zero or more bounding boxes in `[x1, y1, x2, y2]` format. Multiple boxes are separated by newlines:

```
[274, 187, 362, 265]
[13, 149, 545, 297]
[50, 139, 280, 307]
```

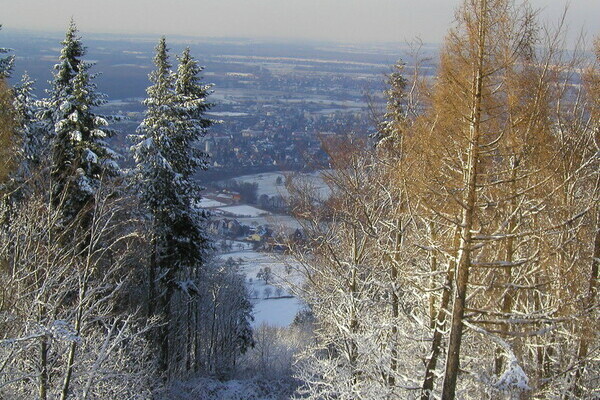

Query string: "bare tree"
[290, 2, 599, 399]
[0, 177, 157, 399]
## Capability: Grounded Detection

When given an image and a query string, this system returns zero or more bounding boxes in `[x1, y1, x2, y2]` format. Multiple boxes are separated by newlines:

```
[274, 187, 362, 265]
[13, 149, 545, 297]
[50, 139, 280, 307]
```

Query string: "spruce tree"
[174, 47, 214, 174]
[43, 20, 119, 222]
[0, 25, 14, 79]
[13, 73, 46, 177]
[131, 38, 215, 378]
[374, 60, 407, 150]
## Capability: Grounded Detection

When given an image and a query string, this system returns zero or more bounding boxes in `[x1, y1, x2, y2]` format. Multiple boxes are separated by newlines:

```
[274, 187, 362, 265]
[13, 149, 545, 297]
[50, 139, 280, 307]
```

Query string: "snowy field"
[252, 297, 304, 327]
[197, 198, 227, 208]
[207, 171, 327, 328]
[237, 215, 302, 232]
[232, 170, 332, 199]
[235, 172, 289, 197]
[217, 205, 272, 217]
[219, 245, 303, 327]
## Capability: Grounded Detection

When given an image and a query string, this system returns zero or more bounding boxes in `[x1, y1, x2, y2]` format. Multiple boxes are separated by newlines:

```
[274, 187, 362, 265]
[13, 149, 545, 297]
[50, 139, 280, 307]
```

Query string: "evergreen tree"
[13, 73, 47, 177]
[131, 38, 215, 379]
[174, 47, 214, 175]
[43, 20, 119, 222]
[374, 60, 406, 150]
[0, 25, 14, 79]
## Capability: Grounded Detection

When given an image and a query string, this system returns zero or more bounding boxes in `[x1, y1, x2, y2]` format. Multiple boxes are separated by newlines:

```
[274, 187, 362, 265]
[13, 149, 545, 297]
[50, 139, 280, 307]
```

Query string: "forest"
[0, 0, 598, 399]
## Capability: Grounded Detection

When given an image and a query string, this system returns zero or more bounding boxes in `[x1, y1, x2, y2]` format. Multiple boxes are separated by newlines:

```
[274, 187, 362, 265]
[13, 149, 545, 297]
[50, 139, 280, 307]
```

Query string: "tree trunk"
[348, 225, 360, 387]
[495, 162, 518, 375]
[441, 1, 487, 397]
[60, 253, 90, 400]
[148, 235, 157, 319]
[158, 282, 173, 380]
[572, 212, 599, 396]
[421, 226, 459, 400]
[39, 336, 48, 400]
[59, 341, 78, 400]
[389, 219, 401, 387]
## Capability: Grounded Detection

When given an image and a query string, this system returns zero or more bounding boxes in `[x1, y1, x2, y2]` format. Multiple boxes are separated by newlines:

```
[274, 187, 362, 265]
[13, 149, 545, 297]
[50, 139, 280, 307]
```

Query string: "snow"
[163, 377, 295, 400]
[91, 128, 107, 138]
[218, 205, 271, 217]
[102, 159, 120, 171]
[494, 355, 530, 393]
[70, 130, 82, 141]
[49, 320, 81, 343]
[59, 100, 72, 112]
[252, 297, 303, 327]
[197, 198, 227, 208]
[232, 171, 331, 199]
[94, 116, 108, 126]
[237, 215, 302, 232]
[83, 148, 98, 164]
[219, 248, 303, 328]
[207, 111, 249, 117]
[77, 173, 94, 194]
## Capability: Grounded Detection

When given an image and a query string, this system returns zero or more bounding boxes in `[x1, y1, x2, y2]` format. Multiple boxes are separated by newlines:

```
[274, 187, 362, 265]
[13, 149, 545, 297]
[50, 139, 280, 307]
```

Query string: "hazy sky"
[2, 0, 599, 44]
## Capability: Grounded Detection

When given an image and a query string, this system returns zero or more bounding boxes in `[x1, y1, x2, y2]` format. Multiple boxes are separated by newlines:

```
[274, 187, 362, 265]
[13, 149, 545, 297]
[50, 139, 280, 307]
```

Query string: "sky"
[2, 0, 599, 45]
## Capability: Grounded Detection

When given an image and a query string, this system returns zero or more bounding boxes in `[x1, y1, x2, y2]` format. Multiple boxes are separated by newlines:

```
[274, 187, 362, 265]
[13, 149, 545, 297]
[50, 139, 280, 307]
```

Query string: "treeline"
[0, 21, 253, 399]
[286, 0, 599, 399]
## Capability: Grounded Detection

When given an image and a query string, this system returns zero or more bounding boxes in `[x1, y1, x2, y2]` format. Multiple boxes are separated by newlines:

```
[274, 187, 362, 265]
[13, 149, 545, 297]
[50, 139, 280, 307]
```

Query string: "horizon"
[3, 0, 599, 47]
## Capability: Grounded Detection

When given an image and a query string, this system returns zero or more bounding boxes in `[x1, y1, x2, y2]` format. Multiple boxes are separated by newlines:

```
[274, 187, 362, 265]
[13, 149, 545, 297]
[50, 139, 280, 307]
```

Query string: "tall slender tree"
[0, 80, 16, 192]
[13, 73, 47, 178]
[0, 25, 14, 79]
[0, 25, 16, 190]
[131, 38, 215, 379]
[43, 20, 119, 223]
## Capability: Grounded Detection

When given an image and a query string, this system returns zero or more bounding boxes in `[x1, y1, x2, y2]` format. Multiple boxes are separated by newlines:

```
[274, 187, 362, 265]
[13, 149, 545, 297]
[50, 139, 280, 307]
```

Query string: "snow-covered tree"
[290, 3, 599, 399]
[43, 20, 119, 223]
[256, 266, 273, 285]
[13, 73, 47, 178]
[288, 137, 424, 400]
[188, 257, 254, 378]
[374, 60, 407, 151]
[131, 38, 215, 379]
[0, 25, 14, 79]
[0, 180, 157, 400]
[0, 80, 16, 196]
[174, 47, 214, 175]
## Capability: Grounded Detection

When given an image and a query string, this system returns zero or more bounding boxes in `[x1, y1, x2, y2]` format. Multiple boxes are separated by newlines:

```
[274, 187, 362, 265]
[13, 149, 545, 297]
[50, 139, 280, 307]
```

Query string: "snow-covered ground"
[209, 170, 327, 328]
[218, 205, 271, 217]
[237, 215, 302, 232]
[252, 297, 303, 327]
[235, 172, 289, 197]
[233, 170, 331, 199]
[164, 377, 296, 400]
[219, 245, 303, 327]
[197, 198, 227, 208]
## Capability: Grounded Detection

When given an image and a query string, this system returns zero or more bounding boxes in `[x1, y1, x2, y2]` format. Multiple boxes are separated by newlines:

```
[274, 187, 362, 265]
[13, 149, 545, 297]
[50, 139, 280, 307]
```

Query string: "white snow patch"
[252, 297, 303, 327]
[217, 205, 270, 217]
[197, 198, 227, 208]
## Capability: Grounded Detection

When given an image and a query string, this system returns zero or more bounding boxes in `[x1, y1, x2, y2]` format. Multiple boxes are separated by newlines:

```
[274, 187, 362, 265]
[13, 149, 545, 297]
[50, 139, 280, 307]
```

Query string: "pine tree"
[43, 20, 119, 222]
[131, 38, 215, 379]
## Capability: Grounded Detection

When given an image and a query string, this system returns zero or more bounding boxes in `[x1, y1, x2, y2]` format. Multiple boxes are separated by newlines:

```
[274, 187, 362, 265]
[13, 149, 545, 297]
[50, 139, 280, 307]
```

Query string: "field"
[218, 242, 303, 327]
